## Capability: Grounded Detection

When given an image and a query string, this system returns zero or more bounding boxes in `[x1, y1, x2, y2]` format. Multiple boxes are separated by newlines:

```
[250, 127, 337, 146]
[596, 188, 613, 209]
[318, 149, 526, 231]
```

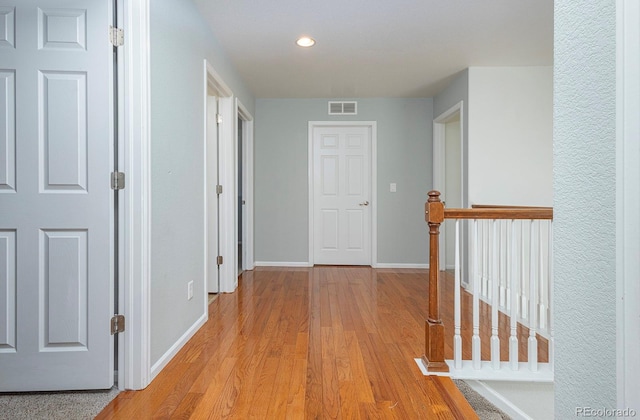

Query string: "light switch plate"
[390, 183, 397, 193]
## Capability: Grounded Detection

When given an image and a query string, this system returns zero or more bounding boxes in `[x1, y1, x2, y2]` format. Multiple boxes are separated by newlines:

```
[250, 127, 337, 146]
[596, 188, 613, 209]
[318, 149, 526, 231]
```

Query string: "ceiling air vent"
[328, 101, 357, 115]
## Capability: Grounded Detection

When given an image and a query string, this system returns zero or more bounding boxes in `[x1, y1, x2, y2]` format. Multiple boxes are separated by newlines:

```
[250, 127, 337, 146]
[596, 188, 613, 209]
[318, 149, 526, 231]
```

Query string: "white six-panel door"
[312, 125, 371, 265]
[0, 0, 114, 391]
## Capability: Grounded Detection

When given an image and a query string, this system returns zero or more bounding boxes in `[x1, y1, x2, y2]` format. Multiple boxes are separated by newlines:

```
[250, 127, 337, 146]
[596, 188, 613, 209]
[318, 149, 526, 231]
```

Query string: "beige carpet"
[0, 387, 119, 420]
[454, 380, 512, 419]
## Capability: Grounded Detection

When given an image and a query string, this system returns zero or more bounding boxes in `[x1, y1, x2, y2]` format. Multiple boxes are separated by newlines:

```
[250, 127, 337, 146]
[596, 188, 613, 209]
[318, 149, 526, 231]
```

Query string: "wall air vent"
[328, 101, 358, 115]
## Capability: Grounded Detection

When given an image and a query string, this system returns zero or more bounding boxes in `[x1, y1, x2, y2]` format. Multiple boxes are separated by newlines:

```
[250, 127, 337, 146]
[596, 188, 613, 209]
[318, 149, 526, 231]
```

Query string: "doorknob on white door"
[359, 201, 369, 206]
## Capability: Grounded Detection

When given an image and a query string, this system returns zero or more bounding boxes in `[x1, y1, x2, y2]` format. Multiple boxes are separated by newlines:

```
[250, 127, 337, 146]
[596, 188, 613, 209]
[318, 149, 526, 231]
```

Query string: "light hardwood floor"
[97, 267, 479, 419]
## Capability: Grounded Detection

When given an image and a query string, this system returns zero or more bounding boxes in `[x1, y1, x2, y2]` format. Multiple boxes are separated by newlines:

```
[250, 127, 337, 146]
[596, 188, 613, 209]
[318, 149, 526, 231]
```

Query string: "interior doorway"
[236, 100, 254, 276]
[237, 116, 243, 273]
[205, 94, 220, 294]
[433, 102, 465, 277]
[204, 62, 234, 294]
[444, 115, 462, 269]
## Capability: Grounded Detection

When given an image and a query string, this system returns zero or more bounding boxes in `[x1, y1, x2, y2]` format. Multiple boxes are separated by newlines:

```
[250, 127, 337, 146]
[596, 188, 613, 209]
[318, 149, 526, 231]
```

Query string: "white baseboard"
[373, 263, 429, 269]
[254, 262, 429, 269]
[254, 261, 313, 267]
[150, 312, 208, 380]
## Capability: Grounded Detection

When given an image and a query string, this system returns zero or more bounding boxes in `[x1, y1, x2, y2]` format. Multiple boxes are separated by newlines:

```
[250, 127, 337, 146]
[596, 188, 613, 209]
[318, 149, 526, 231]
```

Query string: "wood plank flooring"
[97, 267, 479, 419]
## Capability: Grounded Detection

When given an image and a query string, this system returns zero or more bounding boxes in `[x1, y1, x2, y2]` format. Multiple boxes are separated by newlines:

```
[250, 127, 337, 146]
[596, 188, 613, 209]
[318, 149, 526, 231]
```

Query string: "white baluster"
[509, 220, 519, 370]
[538, 221, 545, 331]
[482, 220, 488, 298]
[491, 220, 500, 370]
[454, 219, 462, 369]
[500, 220, 506, 308]
[472, 220, 481, 370]
[528, 220, 538, 372]
[521, 220, 527, 320]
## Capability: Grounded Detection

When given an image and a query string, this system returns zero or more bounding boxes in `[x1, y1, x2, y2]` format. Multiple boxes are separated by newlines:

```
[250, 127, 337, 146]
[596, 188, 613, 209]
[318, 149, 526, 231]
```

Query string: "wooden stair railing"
[422, 191, 448, 372]
[422, 190, 553, 373]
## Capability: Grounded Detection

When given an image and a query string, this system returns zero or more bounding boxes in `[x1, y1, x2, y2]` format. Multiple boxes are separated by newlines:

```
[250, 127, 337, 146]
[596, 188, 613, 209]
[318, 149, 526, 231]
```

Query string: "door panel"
[0, 0, 114, 391]
[321, 209, 338, 250]
[41, 229, 88, 350]
[0, 70, 16, 191]
[40, 71, 88, 191]
[346, 210, 364, 250]
[345, 155, 363, 195]
[313, 125, 371, 265]
[0, 7, 15, 48]
[321, 155, 338, 195]
[0, 230, 16, 352]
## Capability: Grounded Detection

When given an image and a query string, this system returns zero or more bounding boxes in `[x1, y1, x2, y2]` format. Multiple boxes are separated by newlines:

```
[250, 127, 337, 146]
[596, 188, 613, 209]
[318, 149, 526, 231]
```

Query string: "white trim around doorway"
[616, 0, 640, 411]
[121, 0, 151, 390]
[307, 121, 378, 267]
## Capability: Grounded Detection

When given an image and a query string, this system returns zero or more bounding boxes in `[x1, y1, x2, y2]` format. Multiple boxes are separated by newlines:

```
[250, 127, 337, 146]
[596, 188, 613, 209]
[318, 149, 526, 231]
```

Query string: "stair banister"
[422, 190, 449, 372]
[422, 191, 554, 380]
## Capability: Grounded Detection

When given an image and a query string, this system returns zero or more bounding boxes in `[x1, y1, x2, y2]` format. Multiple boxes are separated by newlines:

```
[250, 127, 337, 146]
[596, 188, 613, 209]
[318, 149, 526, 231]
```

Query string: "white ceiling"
[193, 0, 553, 98]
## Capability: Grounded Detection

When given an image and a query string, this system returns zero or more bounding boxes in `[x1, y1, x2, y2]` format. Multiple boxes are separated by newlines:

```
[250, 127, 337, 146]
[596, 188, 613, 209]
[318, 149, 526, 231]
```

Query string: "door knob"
[359, 201, 369, 206]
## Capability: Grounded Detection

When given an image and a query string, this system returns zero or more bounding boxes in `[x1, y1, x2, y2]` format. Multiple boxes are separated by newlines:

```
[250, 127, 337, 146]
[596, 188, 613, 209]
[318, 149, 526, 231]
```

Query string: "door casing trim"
[120, 0, 151, 390]
[616, 0, 640, 410]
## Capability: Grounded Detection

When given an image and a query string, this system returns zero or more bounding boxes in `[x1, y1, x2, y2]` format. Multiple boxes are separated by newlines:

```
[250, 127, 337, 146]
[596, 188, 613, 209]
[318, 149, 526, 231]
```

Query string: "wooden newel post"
[422, 190, 449, 372]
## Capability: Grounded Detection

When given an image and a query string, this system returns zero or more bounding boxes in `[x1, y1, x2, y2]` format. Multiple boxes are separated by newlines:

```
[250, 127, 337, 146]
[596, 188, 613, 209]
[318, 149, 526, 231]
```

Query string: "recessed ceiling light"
[296, 36, 316, 48]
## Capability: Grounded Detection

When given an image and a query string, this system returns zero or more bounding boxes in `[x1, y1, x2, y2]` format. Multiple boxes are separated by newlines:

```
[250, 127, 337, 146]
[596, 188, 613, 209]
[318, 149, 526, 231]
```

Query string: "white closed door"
[313, 125, 371, 265]
[0, 0, 114, 391]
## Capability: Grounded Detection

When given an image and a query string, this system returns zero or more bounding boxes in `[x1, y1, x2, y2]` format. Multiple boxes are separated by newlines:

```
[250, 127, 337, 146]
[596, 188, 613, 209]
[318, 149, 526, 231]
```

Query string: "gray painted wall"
[149, 0, 254, 365]
[554, 0, 617, 416]
[254, 98, 433, 265]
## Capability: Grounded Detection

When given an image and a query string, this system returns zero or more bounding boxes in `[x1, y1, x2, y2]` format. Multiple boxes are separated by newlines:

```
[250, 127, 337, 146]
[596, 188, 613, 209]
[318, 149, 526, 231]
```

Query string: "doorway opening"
[236, 100, 254, 276]
[237, 116, 243, 273]
[433, 102, 466, 281]
[204, 61, 233, 296]
[443, 114, 462, 270]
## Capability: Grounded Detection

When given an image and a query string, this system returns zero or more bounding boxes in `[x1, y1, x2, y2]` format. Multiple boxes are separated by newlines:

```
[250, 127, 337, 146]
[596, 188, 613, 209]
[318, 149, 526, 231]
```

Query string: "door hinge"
[111, 172, 125, 190]
[216, 184, 223, 195]
[217, 255, 223, 265]
[111, 315, 125, 335]
[109, 25, 124, 47]
[216, 113, 223, 124]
